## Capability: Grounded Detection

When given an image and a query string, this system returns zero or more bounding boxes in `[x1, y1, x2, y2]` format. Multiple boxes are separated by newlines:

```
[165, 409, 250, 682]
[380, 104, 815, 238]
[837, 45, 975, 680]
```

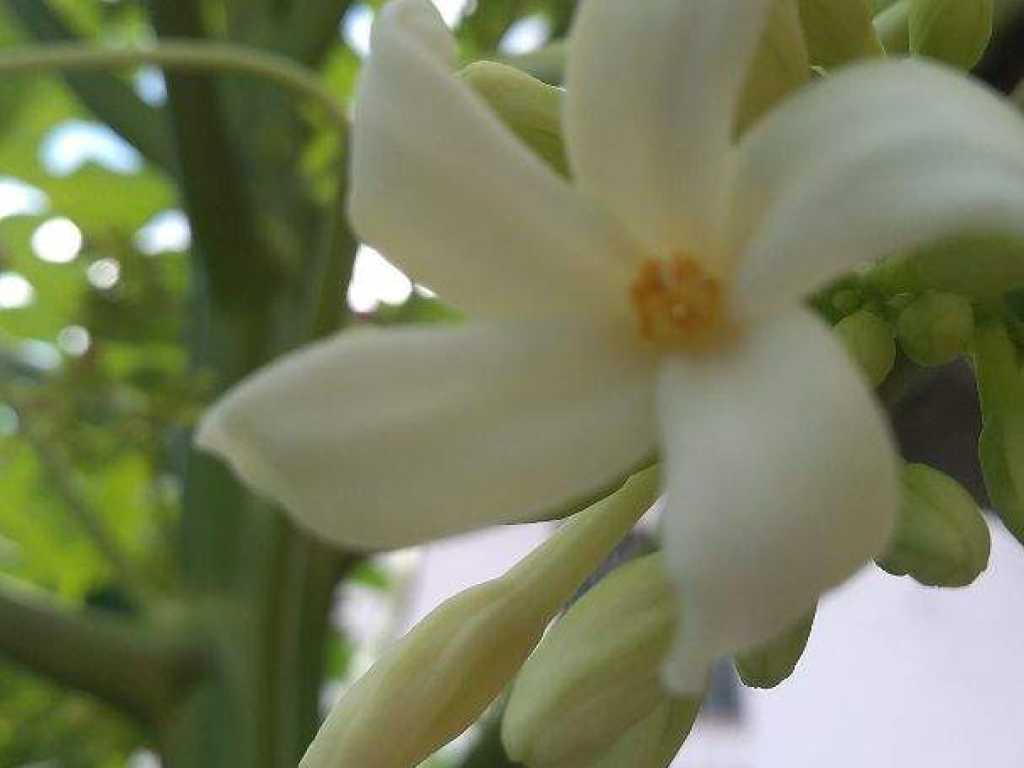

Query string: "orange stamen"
[630, 254, 726, 349]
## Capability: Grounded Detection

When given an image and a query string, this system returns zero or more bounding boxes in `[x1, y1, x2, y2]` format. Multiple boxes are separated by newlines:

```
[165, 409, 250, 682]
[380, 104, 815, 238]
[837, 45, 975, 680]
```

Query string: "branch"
[0, 584, 210, 726]
[5, 0, 178, 175]
[0, 39, 346, 129]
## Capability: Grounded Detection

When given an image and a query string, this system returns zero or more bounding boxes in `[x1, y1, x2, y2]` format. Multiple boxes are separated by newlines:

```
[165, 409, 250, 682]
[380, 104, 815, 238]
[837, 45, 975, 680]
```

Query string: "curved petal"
[656, 308, 899, 693]
[351, 0, 634, 320]
[730, 60, 1024, 318]
[196, 320, 656, 549]
[564, 0, 773, 259]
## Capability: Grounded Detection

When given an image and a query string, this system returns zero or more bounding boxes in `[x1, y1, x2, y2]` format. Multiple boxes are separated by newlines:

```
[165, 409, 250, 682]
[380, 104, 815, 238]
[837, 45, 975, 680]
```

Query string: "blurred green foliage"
[0, 1, 577, 765]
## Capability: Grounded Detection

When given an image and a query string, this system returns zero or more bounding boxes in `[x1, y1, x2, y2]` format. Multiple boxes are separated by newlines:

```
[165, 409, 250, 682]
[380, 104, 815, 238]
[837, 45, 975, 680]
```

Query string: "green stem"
[0, 584, 210, 727]
[0, 39, 347, 130]
[5, 0, 177, 174]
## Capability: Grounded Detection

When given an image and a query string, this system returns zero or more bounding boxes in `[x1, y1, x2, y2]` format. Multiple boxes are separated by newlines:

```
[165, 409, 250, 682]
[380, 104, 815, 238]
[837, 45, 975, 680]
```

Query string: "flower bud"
[583, 698, 702, 768]
[896, 292, 973, 366]
[834, 310, 896, 387]
[459, 61, 568, 176]
[798, 0, 884, 69]
[972, 322, 1024, 544]
[502, 554, 700, 768]
[301, 467, 659, 768]
[735, 607, 816, 689]
[877, 463, 990, 586]
[869, 235, 1024, 301]
[909, 0, 993, 70]
[736, 0, 810, 135]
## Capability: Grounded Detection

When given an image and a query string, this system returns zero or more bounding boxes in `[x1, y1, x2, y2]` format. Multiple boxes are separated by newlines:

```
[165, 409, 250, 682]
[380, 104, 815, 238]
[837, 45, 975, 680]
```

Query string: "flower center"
[630, 254, 725, 349]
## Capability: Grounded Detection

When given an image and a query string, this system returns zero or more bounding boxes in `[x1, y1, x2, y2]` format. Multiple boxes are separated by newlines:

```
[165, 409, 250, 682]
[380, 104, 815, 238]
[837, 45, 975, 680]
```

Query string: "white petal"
[564, 0, 773, 258]
[351, 0, 634, 320]
[196, 320, 656, 549]
[656, 308, 899, 693]
[731, 60, 1024, 318]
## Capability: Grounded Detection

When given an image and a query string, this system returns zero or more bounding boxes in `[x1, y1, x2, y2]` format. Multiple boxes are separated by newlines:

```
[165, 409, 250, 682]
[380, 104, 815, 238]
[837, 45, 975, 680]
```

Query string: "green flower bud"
[972, 322, 1024, 544]
[459, 61, 568, 176]
[877, 463, 991, 587]
[909, 0, 993, 70]
[502, 554, 700, 768]
[870, 235, 1024, 301]
[832, 288, 863, 316]
[896, 292, 973, 366]
[834, 310, 896, 387]
[735, 607, 816, 689]
[301, 468, 659, 768]
[737, 0, 810, 135]
[798, 0, 884, 69]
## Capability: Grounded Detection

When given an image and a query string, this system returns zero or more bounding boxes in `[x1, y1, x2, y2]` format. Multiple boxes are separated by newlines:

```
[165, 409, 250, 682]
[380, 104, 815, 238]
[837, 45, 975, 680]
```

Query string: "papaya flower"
[197, 0, 1024, 691]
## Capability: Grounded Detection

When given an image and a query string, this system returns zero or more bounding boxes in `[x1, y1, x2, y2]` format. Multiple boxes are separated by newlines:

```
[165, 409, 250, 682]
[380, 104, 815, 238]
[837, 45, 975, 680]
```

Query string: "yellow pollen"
[630, 254, 725, 348]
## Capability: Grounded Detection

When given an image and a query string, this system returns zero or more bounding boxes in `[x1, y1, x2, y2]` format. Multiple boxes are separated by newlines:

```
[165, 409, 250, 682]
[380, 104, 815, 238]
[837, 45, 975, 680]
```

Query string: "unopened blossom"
[198, 0, 1024, 691]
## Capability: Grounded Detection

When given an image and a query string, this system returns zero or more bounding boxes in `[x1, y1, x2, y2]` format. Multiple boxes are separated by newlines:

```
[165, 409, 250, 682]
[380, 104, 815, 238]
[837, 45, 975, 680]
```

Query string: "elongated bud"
[459, 61, 568, 176]
[797, 0, 883, 68]
[502, 554, 700, 768]
[301, 467, 659, 768]
[735, 607, 816, 689]
[834, 310, 896, 387]
[972, 322, 1024, 545]
[736, 0, 810, 135]
[909, 0, 993, 70]
[877, 464, 990, 587]
[896, 292, 973, 366]
[584, 698, 702, 768]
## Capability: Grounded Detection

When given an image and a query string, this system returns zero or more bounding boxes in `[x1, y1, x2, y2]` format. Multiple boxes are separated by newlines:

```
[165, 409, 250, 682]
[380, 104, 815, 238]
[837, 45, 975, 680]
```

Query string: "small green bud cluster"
[821, 274, 977, 387]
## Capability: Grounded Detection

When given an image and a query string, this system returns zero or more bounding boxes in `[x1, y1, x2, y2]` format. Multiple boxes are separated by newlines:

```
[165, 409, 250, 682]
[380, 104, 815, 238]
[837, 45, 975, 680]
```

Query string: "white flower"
[197, 0, 1024, 691]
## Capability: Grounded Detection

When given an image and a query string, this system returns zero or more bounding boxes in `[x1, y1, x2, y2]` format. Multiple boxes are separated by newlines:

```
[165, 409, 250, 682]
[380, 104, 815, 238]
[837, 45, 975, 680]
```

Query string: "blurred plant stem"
[0, 39, 346, 129]
[0, 583, 209, 729]
[6, 0, 177, 174]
